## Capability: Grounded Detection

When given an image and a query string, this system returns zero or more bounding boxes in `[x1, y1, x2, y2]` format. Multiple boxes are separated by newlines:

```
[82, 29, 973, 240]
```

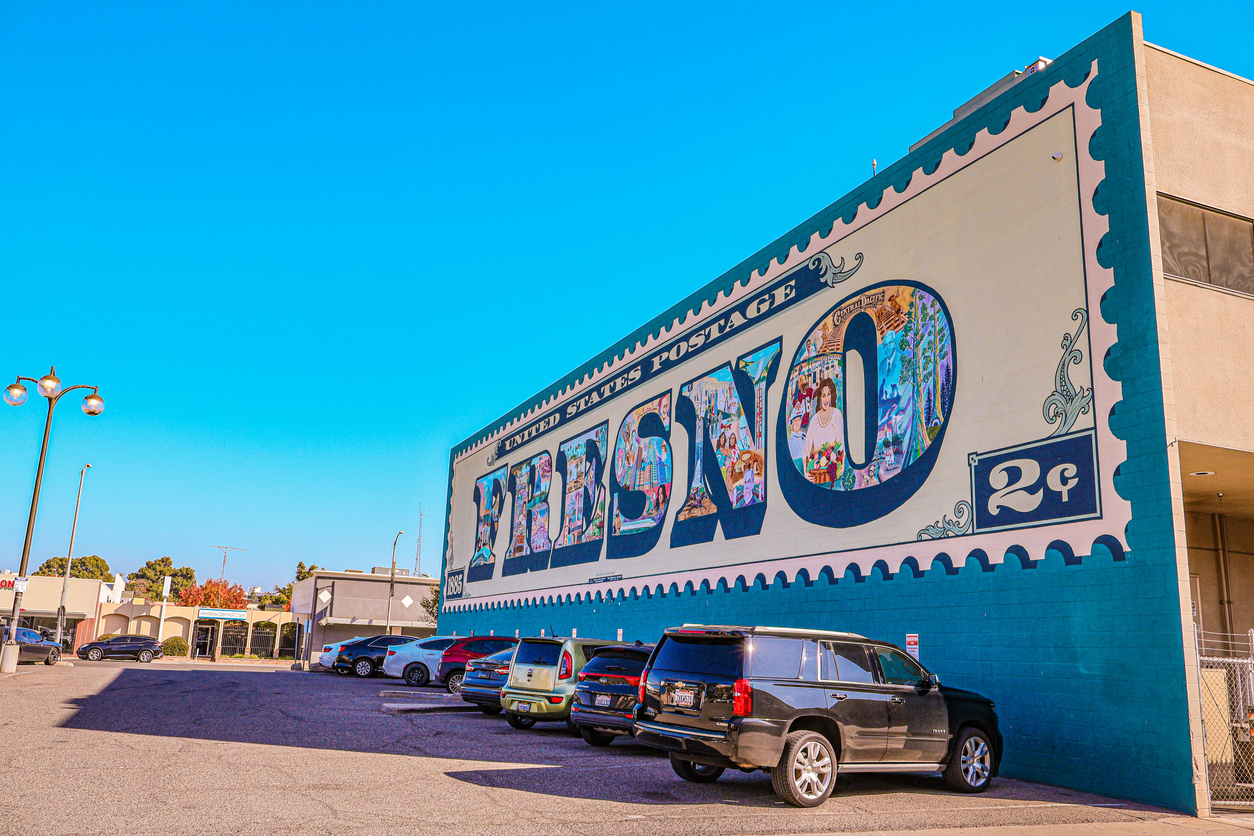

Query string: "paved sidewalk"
[796, 816, 1254, 835]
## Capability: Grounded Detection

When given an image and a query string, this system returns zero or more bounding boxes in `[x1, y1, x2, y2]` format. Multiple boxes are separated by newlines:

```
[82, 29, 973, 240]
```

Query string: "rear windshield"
[420, 638, 457, 651]
[651, 635, 745, 677]
[515, 640, 561, 666]
[484, 648, 516, 662]
[583, 650, 648, 677]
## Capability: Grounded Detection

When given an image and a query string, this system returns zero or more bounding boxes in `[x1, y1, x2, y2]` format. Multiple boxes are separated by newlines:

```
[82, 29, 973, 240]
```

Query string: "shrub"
[162, 636, 189, 657]
[96, 633, 116, 642]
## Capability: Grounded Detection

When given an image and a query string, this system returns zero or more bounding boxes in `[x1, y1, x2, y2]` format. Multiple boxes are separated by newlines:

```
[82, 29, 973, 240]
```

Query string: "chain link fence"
[1197, 628, 1254, 810]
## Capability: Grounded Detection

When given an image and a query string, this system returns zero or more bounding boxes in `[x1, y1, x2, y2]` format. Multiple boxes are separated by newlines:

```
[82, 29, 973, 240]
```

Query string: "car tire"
[506, 712, 537, 730]
[772, 730, 837, 808]
[403, 663, 430, 688]
[445, 671, 465, 694]
[334, 667, 349, 675]
[352, 658, 374, 678]
[670, 753, 725, 783]
[87, 648, 102, 661]
[943, 728, 994, 793]
[138, 650, 154, 664]
[45, 648, 61, 665]
[580, 727, 615, 747]
[479, 706, 503, 715]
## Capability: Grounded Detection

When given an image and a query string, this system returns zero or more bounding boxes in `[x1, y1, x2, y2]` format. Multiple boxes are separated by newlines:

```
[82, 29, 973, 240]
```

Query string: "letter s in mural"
[607, 392, 673, 560]
[777, 282, 956, 528]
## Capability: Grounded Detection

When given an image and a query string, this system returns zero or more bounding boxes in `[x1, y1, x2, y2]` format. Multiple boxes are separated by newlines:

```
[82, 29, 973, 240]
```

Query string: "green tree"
[258, 561, 321, 611]
[33, 554, 113, 581]
[421, 583, 440, 624]
[127, 557, 196, 600]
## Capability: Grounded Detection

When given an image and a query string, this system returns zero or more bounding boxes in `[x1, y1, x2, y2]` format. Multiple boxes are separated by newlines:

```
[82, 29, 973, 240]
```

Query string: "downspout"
[1213, 513, 1234, 647]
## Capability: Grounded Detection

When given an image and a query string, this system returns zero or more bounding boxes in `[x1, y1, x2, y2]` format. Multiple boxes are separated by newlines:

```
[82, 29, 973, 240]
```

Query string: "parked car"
[382, 635, 459, 686]
[76, 634, 164, 663]
[500, 636, 614, 731]
[634, 625, 1002, 807]
[333, 635, 420, 678]
[571, 643, 653, 746]
[318, 636, 370, 672]
[459, 647, 517, 714]
[10, 627, 62, 665]
[436, 636, 519, 693]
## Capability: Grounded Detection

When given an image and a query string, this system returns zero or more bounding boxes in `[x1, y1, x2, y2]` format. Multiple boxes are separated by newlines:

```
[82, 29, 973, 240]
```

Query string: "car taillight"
[626, 675, 641, 687]
[732, 678, 752, 716]
[559, 650, 572, 679]
[638, 669, 649, 704]
[386, 650, 396, 656]
[495, 665, 511, 675]
[323, 646, 332, 653]
[577, 671, 587, 682]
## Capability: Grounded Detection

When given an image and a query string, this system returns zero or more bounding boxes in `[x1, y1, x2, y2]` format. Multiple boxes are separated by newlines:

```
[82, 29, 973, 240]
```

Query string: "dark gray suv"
[634, 625, 1001, 807]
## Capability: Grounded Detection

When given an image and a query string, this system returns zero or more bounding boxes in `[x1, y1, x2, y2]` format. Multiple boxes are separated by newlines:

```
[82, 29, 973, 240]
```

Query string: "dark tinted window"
[875, 648, 925, 687]
[490, 639, 516, 652]
[420, 638, 457, 651]
[820, 642, 876, 683]
[17, 628, 40, 643]
[386, 636, 415, 646]
[1159, 194, 1254, 294]
[583, 650, 648, 677]
[651, 636, 745, 677]
[515, 640, 561, 666]
[749, 637, 804, 679]
[484, 648, 516, 662]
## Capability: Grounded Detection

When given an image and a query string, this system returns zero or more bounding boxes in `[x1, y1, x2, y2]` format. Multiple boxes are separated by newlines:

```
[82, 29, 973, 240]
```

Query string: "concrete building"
[437, 14, 1253, 815]
[96, 600, 299, 659]
[0, 571, 111, 650]
[291, 568, 438, 666]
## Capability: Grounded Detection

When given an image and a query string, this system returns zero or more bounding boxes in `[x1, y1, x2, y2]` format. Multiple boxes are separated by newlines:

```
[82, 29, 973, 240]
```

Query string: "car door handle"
[888, 696, 905, 704]
[830, 693, 848, 701]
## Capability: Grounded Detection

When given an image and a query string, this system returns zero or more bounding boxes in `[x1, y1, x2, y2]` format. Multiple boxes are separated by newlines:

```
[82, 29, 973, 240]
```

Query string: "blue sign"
[444, 569, 465, 600]
[198, 607, 249, 620]
[969, 430, 1100, 534]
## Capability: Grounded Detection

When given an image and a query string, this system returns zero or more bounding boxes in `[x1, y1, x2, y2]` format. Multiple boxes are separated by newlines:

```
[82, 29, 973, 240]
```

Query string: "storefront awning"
[317, 616, 435, 629]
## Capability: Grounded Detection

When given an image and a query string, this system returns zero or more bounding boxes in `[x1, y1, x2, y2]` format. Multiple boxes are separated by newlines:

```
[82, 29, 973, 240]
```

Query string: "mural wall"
[442, 87, 1126, 614]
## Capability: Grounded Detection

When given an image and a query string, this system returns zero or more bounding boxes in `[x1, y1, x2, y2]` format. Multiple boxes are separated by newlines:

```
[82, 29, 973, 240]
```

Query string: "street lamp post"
[1, 367, 104, 674]
[384, 531, 403, 635]
[54, 463, 93, 648]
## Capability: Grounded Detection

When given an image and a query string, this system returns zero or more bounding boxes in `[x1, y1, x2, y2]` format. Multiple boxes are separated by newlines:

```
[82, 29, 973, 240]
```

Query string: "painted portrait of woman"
[802, 377, 845, 484]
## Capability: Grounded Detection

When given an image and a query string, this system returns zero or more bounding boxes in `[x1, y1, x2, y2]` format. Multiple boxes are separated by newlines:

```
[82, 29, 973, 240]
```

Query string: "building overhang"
[317, 616, 435, 629]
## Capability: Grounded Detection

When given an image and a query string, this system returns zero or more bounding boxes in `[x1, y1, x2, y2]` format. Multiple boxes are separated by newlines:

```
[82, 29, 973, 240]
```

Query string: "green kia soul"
[501, 636, 613, 730]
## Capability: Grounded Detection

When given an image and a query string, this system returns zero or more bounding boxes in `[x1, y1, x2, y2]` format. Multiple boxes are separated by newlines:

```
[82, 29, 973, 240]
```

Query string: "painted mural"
[611, 394, 673, 536]
[467, 465, 507, 582]
[502, 452, 554, 576]
[551, 423, 608, 568]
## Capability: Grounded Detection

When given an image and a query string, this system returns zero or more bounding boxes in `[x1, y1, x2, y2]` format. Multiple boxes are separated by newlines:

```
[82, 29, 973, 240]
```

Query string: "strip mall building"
[438, 14, 1254, 814]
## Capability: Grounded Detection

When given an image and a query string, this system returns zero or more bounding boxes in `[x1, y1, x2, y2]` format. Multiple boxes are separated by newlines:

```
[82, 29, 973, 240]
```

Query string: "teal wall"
[442, 13, 1196, 813]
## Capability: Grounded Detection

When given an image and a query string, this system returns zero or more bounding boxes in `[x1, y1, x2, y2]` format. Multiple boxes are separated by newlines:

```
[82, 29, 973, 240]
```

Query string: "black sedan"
[459, 647, 516, 714]
[570, 643, 653, 746]
[333, 635, 418, 677]
[77, 634, 164, 662]
[10, 627, 62, 665]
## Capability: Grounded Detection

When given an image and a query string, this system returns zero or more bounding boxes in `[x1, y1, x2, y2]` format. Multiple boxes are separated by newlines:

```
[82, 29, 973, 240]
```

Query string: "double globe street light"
[0, 367, 104, 674]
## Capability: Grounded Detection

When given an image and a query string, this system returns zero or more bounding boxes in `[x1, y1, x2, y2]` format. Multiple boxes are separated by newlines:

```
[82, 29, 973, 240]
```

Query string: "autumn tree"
[179, 578, 247, 609]
[33, 555, 113, 581]
[127, 557, 196, 600]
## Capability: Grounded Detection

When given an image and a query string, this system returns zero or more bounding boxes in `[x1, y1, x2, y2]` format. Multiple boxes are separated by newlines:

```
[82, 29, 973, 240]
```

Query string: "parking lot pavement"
[0, 662, 1237, 836]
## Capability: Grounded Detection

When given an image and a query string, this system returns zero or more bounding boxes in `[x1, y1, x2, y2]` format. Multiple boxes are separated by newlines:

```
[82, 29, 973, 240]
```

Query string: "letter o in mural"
[776, 281, 956, 528]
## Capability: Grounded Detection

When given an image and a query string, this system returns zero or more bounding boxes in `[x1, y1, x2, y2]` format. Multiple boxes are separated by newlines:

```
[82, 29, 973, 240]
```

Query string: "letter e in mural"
[608, 392, 673, 560]
[503, 452, 554, 576]
[551, 423, 609, 569]
[777, 282, 956, 528]
[672, 339, 781, 547]
[467, 465, 508, 583]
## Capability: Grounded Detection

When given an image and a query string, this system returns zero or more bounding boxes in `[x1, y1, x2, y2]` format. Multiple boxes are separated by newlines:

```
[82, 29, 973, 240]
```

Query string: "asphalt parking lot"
[0, 660, 1239, 836]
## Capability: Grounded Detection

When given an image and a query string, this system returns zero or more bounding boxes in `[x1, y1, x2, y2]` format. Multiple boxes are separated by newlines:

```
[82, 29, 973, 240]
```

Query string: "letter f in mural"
[672, 338, 782, 547]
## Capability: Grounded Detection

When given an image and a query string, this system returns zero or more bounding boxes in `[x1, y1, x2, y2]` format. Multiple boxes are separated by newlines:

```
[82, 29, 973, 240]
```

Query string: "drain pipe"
[1213, 514, 1235, 648]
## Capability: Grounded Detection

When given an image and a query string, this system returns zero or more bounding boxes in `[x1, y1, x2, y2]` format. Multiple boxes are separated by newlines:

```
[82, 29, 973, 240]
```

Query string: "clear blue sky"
[1, 3, 1249, 591]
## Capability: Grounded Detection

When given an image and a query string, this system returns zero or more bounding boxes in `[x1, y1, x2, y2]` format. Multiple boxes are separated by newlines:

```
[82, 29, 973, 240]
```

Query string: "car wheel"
[403, 663, 429, 688]
[580, 727, 615, 747]
[45, 648, 61, 665]
[138, 650, 154, 663]
[334, 667, 349, 675]
[352, 658, 374, 678]
[87, 648, 102, 661]
[445, 671, 465, 694]
[479, 706, 503, 715]
[772, 730, 836, 807]
[943, 728, 994, 793]
[670, 753, 725, 783]
[506, 712, 537, 730]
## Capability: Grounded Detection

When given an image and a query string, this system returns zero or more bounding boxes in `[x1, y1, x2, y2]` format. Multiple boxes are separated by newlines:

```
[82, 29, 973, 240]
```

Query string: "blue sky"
[1, 3, 1250, 591]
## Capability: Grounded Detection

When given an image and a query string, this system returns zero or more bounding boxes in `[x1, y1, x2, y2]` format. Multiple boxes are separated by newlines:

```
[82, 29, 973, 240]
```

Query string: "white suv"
[383, 636, 459, 686]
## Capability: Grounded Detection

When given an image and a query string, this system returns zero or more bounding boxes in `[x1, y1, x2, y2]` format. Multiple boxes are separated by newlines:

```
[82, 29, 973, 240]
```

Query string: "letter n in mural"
[672, 339, 781, 547]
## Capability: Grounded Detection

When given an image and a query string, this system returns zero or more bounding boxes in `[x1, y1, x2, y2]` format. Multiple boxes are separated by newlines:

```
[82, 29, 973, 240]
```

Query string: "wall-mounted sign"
[197, 608, 248, 620]
[14, 577, 29, 594]
[906, 633, 919, 661]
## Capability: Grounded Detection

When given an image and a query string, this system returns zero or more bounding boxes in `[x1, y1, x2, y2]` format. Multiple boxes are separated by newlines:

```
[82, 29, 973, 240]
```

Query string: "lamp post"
[384, 530, 403, 635]
[54, 462, 93, 648]
[1, 367, 104, 674]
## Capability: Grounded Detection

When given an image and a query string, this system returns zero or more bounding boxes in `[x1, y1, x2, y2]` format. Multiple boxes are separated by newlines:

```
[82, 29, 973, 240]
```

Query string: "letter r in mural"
[466, 465, 507, 583]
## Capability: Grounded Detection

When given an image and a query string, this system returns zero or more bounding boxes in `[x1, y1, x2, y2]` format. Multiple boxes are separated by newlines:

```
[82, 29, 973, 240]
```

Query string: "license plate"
[595, 694, 612, 708]
[673, 689, 694, 708]
[516, 702, 531, 713]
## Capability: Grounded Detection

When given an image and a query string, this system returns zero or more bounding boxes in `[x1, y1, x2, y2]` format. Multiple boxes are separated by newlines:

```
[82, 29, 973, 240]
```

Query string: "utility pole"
[55, 463, 92, 648]
[414, 506, 424, 577]
[210, 545, 246, 606]
[386, 531, 403, 635]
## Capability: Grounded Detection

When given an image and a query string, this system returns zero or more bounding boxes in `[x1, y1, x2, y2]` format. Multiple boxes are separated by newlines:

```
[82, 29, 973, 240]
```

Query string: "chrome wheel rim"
[49, 649, 60, 664]
[692, 763, 719, 776]
[792, 740, 833, 800]
[449, 674, 463, 693]
[88, 649, 101, 661]
[960, 737, 991, 787]
[355, 660, 372, 676]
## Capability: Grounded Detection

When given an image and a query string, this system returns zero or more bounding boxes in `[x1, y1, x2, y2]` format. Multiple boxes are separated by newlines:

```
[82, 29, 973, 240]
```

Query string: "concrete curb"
[377, 689, 460, 699]
[380, 702, 478, 714]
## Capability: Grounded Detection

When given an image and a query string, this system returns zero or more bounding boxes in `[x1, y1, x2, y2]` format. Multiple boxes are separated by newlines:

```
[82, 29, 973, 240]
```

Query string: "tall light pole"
[1, 367, 104, 674]
[413, 506, 423, 577]
[385, 530, 403, 635]
[54, 463, 93, 648]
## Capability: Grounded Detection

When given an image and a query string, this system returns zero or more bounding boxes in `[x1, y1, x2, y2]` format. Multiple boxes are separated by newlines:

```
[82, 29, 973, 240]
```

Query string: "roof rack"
[675, 623, 866, 640]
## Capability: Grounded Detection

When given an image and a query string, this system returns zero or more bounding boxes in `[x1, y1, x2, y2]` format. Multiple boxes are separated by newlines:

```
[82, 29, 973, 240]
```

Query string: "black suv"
[77, 634, 164, 663]
[334, 635, 418, 677]
[634, 625, 1001, 807]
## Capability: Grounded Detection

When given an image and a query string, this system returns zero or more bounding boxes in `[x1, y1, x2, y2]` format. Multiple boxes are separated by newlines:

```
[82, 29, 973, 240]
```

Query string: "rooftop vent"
[909, 58, 1052, 153]
[371, 567, 410, 576]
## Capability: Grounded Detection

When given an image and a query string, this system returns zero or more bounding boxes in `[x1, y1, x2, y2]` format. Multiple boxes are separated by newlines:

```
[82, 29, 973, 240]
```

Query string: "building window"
[1158, 194, 1254, 295]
